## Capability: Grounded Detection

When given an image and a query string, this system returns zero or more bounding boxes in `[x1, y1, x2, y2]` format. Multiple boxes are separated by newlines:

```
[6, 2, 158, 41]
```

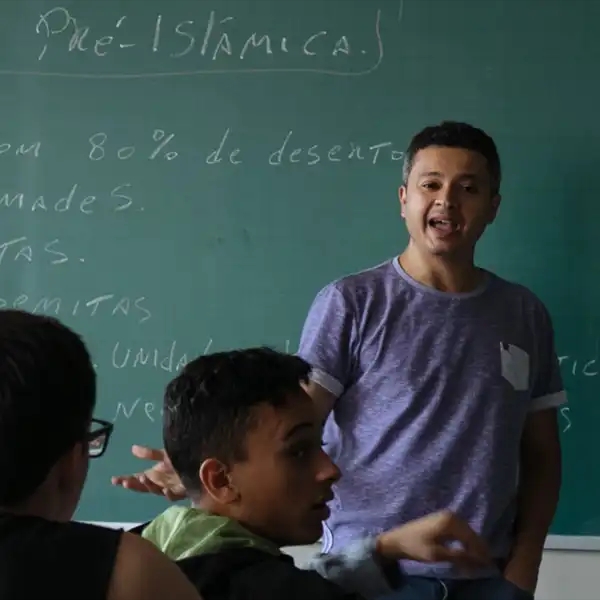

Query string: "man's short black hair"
[163, 347, 311, 495]
[0, 310, 96, 506]
[403, 121, 501, 195]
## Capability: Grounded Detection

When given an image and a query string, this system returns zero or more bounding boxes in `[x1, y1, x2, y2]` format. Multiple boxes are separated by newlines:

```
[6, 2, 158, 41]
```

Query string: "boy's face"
[400, 146, 501, 259]
[228, 391, 341, 546]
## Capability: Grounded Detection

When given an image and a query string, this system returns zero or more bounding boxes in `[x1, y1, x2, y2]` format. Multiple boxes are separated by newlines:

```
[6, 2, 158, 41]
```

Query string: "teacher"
[113, 121, 565, 600]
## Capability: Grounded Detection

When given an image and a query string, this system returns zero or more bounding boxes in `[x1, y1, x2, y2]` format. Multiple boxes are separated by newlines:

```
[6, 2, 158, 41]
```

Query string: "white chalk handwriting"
[25, 6, 383, 78]
[0, 183, 135, 213]
[558, 355, 598, 377]
[112, 398, 163, 423]
[88, 130, 178, 161]
[0, 294, 151, 323]
[205, 128, 405, 166]
[560, 406, 571, 434]
[0, 140, 41, 157]
[0, 236, 70, 267]
[266, 130, 404, 166]
[106, 338, 300, 379]
[84, 128, 404, 166]
[111, 340, 189, 373]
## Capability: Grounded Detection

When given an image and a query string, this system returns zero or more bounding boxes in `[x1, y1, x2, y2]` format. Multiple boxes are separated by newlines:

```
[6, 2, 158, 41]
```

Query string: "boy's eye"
[288, 439, 322, 460]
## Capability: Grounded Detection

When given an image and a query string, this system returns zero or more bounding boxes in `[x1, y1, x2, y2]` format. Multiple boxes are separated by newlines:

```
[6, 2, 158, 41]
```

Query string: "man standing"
[114, 122, 564, 600]
[296, 121, 564, 599]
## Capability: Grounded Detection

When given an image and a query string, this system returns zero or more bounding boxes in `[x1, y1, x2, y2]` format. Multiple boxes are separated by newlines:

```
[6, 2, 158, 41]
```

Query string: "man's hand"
[502, 544, 542, 594]
[375, 510, 492, 570]
[111, 446, 186, 501]
[502, 407, 562, 596]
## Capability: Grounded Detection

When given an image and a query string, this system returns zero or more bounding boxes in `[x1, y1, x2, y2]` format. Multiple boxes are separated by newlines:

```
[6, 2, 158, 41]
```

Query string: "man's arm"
[503, 407, 562, 593]
[303, 380, 336, 423]
[308, 511, 492, 599]
[108, 532, 203, 600]
[297, 282, 356, 419]
[504, 301, 565, 593]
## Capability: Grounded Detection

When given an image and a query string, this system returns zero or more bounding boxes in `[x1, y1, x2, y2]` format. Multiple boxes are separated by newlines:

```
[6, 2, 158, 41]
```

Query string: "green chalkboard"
[0, 0, 597, 547]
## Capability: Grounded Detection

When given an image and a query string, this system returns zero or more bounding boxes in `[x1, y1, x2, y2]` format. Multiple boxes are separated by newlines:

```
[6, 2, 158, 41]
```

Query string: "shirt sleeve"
[530, 301, 567, 413]
[305, 537, 394, 600]
[297, 283, 357, 399]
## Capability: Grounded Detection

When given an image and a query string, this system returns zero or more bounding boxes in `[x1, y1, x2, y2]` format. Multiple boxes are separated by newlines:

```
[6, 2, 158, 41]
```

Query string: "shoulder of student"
[107, 531, 202, 600]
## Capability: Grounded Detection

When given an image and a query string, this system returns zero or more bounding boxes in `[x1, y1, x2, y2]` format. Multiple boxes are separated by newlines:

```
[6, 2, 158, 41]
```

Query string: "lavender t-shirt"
[297, 258, 566, 578]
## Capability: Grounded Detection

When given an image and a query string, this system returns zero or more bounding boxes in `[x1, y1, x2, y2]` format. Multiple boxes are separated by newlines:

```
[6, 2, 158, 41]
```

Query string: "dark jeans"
[379, 576, 534, 600]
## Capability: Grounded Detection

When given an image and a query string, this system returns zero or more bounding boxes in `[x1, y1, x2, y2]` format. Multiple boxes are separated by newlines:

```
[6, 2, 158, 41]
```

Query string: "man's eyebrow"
[418, 170, 479, 179]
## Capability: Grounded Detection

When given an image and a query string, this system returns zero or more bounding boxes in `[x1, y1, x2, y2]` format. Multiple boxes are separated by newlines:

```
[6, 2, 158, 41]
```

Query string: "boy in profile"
[135, 347, 491, 599]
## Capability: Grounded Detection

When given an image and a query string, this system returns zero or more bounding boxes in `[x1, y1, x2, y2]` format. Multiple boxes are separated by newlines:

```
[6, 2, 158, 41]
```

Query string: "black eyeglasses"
[87, 418, 114, 459]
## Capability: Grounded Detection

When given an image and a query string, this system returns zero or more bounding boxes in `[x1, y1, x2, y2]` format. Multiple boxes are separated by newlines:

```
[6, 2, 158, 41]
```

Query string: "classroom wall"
[282, 545, 600, 600]
[535, 551, 599, 600]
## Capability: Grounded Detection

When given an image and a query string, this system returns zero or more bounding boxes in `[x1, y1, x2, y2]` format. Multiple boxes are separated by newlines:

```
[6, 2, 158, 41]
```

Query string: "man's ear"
[199, 458, 239, 504]
[488, 193, 501, 224]
[399, 185, 408, 218]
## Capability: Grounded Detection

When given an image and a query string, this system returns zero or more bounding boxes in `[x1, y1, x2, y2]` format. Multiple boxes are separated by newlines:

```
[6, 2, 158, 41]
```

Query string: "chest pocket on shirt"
[500, 343, 530, 391]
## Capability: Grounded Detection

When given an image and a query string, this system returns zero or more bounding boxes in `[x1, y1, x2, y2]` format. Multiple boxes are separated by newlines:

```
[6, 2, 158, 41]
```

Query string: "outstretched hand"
[111, 445, 187, 501]
[376, 510, 492, 571]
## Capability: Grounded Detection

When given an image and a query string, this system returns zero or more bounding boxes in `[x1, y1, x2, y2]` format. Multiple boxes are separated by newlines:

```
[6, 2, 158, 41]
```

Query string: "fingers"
[430, 512, 492, 569]
[110, 474, 168, 497]
[110, 447, 165, 492]
[111, 473, 171, 500]
[442, 515, 492, 564]
[137, 475, 166, 495]
[131, 445, 165, 461]
[110, 446, 185, 499]
[111, 475, 150, 493]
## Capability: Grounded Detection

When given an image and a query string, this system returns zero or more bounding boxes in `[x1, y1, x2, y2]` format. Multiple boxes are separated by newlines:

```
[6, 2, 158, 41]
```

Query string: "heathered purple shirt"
[297, 258, 566, 579]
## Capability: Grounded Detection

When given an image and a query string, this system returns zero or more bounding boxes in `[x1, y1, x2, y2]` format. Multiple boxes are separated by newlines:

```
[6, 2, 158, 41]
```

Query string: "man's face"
[400, 146, 501, 259]
[229, 391, 340, 546]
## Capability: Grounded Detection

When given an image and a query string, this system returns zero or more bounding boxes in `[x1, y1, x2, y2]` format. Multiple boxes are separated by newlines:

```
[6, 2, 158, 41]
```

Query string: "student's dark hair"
[0, 310, 96, 506]
[403, 121, 501, 195]
[163, 347, 311, 495]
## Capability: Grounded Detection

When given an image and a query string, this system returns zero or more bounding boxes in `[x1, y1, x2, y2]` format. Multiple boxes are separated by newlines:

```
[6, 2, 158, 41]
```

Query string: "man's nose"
[434, 185, 458, 208]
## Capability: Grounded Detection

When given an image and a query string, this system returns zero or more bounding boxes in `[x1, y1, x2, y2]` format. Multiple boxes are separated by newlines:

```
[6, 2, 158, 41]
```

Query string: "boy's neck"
[192, 499, 283, 550]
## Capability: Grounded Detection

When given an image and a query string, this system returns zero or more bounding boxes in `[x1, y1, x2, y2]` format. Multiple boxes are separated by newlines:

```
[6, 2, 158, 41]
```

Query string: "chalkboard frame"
[81, 523, 600, 551]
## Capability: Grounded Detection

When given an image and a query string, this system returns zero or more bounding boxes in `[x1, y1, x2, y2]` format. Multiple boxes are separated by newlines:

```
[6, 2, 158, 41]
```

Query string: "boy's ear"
[199, 458, 239, 504]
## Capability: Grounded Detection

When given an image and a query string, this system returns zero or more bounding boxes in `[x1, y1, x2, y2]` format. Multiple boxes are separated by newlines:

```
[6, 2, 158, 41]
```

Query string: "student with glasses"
[0, 310, 202, 600]
[88, 418, 114, 458]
